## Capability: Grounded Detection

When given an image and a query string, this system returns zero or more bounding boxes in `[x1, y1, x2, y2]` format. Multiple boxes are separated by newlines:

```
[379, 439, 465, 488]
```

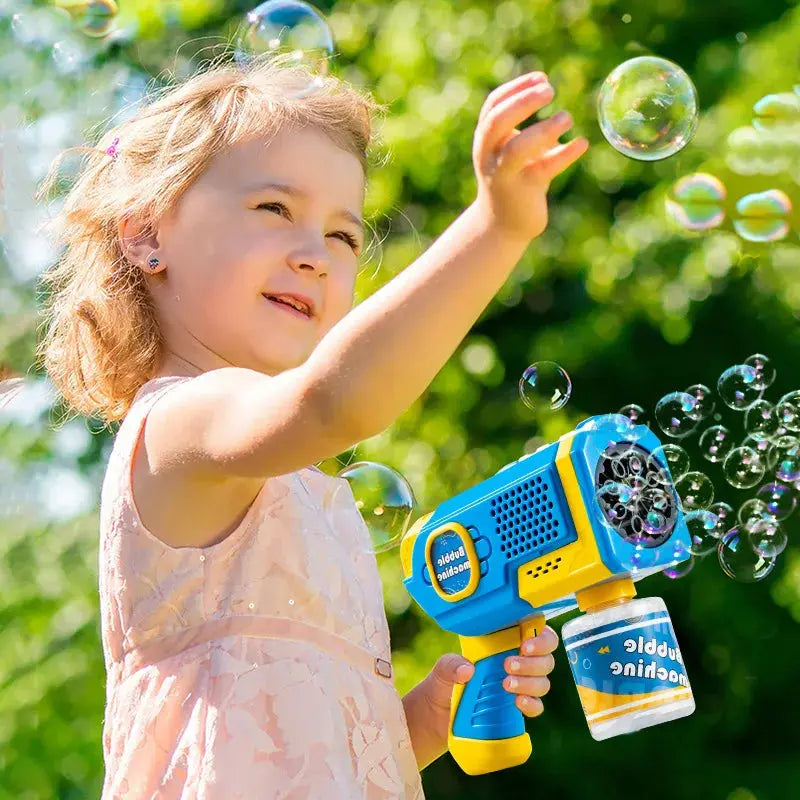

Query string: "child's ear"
[118, 214, 162, 271]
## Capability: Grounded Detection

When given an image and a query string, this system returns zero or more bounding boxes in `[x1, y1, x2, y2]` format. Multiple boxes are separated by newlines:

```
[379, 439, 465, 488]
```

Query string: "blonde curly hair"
[35, 53, 387, 426]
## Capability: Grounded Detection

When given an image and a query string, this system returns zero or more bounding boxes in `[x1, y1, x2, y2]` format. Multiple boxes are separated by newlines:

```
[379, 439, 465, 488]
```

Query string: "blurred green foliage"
[1, 0, 800, 797]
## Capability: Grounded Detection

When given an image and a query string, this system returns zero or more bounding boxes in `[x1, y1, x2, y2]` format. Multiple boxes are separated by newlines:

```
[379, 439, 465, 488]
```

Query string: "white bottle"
[561, 580, 695, 741]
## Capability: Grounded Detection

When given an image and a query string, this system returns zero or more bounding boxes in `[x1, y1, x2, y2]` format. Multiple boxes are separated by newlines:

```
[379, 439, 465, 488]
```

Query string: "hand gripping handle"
[448, 615, 545, 775]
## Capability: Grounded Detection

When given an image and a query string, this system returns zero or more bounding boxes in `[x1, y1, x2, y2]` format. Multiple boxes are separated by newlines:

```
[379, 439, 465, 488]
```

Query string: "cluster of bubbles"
[599, 353, 797, 584]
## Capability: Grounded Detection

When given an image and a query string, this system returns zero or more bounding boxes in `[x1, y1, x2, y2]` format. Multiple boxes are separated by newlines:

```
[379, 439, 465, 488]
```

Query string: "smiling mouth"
[262, 294, 314, 320]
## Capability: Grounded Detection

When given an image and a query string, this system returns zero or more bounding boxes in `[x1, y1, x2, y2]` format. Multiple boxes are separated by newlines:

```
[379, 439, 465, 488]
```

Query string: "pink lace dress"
[98, 376, 425, 799]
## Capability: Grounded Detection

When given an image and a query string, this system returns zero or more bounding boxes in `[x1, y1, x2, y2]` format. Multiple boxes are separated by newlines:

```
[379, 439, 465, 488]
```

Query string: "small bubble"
[744, 400, 780, 441]
[755, 482, 797, 521]
[675, 471, 714, 511]
[665, 174, 726, 232]
[767, 435, 800, 482]
[733, 189, 793, 243]
[519, 361, 572, 412]
[723, 447, 765, 489]
[743, 353, 775, 390]
[685, 509, 720, 556]
[199, 555, 206, 562]
[746, 519, 787, 558]
[56, 0, 118, 38]
[249, 602, 255, 610]
[664, 555, 694, 580]
[735, 31, 747, 44]
[289, 598, 295, 605]
[718, 527, 776, 582]
[684, 384, 715, 420]
[618, 403, 648, 427]
[655, 391, 700, 438]
[738, 498, 771, 530]
[698, 425, 733, 463]
[775, 391, 800, 432]
[718, 365, 762, 411]
[622, 13, 632, 23]
[597, 56, 699, 161]
[707, 502, 734, 538]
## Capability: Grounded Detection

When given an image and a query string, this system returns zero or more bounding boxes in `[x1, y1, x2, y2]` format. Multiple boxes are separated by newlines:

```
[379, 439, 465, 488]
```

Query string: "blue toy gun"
[400, 415, 693, 775]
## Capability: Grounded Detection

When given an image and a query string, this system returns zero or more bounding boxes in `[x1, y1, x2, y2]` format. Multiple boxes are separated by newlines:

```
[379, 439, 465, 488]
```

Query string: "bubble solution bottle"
[561, 577, 695, 741]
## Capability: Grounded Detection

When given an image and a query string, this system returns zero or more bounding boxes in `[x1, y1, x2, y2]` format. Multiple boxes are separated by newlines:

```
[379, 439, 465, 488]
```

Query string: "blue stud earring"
[148, 257, 160, 269]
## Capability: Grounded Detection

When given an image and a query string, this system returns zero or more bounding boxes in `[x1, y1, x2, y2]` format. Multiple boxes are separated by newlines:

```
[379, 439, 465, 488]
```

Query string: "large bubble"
[744, 353, 776, 390]
[646, 443, 690, 482]
[776, 391, 800, 432]
[519, 361, 572, 412]
[767, 436, 800, 482]
[717, 365, 763, 411]
[597, 56, 699, 161]
[684, 384, 715, 421]
[718, 527, 776, 582]
[746, 519, 788, 559]
[755, 482, 797, 521]
[665, 173, 726, 231]
[234, 0, 335, 88]
[329, 461, 416, 552]
[674, 471, 714, 511]
[685, 509, 721, 556]
[744, 400, 780, 441]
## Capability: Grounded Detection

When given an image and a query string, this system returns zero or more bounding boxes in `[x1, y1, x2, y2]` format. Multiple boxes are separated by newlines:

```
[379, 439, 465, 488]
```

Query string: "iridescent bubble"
[717, 365, 762, 411]
[755, 482, 797, 521]
[744, 400, 780, 441]
[234, 0, 335, 87]
[723, 446, 765, 489]
[674, 471, 714, 511]
[707, 502, 734, 538]
[665, 173, 726, 231]
[742, 433, 772, 461]
[597, 56, 699, 161]
[655, 391, 699, 438]
[718, 527, 776, 583]
[519, 361, 572, 412]
[738, 498, 772, 531]
[775, 391, 800, 432]
[752, 92, 800, 132]
[744, 353, 776, 390]
[663, 555, 695, 580]
[746, 519, 788, 559]
[698, 425, 733, 463]
[646, 443, 690, 482]
[618, 403, 648, 427]
[767, 435, 800, 482]
[332, 461, 416, 552]
[686, 509, 721, 556]
[733, 189, 792, 243]
[684, 384, 715, 421]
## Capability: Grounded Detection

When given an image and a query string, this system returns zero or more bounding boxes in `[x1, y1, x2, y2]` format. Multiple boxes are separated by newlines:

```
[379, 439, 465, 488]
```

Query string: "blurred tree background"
[1, 0, 800, 798]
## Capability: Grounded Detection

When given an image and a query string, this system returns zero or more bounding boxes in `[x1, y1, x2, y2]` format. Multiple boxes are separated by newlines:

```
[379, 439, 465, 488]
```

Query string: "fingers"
[528, 136, 590, 182]
[478, 71, 549, 126]
[503, 674, 551, 699]
[505, 652, 556, 676]
[522, 625, 559, 655]
[475, 80, 556, 164]
[500, 110, 576, 173]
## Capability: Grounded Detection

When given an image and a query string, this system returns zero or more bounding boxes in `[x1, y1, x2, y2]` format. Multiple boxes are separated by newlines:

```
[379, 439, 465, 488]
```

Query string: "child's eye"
[256, 201, 359, 252]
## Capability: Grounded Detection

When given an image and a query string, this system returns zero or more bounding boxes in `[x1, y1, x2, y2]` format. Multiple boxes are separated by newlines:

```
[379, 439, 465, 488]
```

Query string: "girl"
[37, 53, 587, 799]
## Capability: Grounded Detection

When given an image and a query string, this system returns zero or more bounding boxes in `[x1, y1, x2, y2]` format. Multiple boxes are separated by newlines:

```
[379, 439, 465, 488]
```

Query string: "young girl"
[37, 54, 587, 799]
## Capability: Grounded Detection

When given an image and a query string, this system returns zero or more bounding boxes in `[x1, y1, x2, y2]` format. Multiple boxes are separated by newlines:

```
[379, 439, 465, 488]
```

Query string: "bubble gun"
[400, 415, 694, 775]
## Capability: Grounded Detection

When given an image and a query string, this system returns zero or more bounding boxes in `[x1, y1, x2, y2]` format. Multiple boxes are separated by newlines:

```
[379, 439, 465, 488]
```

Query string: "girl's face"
[149, 125, 366, 375]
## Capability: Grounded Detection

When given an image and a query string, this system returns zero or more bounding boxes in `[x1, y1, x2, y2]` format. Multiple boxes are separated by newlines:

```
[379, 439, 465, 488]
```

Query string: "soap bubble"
[655, 391, 700, 438]
[674, 471, 714, 511]
[685, 509, 721, 556]
[663, 555, 695, 580]
[744, 400, 780, 441]
[718, 527, 776, 582]
[767, 436, 800, 483]
[519, 361, 572, 412]
[717, 365, 762, 411]
[665, 173, 726, 231]
[776, 391, 800, 432]
[746, 519, 787, 558]
[738, 498, 772, 530]
[234, 0, 335, 85]
[733, 189, 792, 243]
[646, 443, 690, 482]
[618, 403, 648, 427]
[744, 353, 776, 390]
[639, 486, 675, 537]
[331, 461, 416, 552]
[595, 481, 638, 527]
[741, 433, 772, 461]
[684, 384, 715, 421]
[55, 0, 118, 37]
[597, 56, 699, 161]
[723, 446, 765, 489]
[698, 425, 733, 463]
[752, 92, 800, 132]
[623, 545, 659, 574]
[755, 482, 797, 521]
[707, 502, 734, 538]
